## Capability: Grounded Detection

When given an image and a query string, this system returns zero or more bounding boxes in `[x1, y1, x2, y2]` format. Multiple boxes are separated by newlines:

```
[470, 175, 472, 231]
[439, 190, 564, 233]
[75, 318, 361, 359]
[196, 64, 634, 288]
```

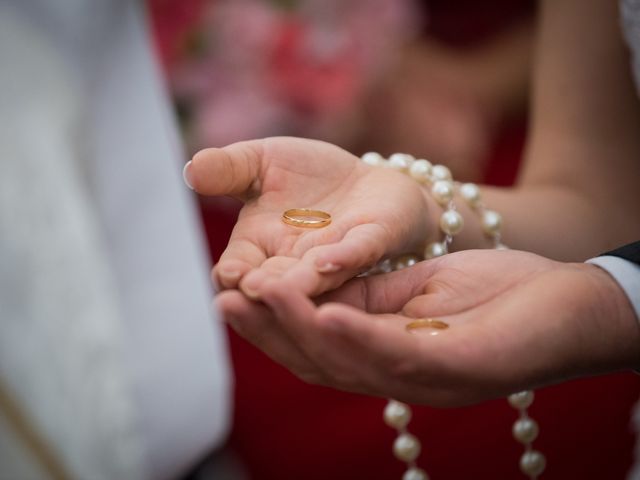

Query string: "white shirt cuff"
[586, 255, 640, 323]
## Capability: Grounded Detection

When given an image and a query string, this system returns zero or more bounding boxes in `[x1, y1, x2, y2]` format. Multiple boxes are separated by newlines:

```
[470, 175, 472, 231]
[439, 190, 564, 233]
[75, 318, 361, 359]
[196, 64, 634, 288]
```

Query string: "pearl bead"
[378, 258, 393, 273]
[383, 400, 412, 429]
[403, 467, 429, 480]
[459, 182, 481, 206]
[361, 152, 384, 167]
[388, 153, 415, 171]
[481, 210, 502, 237]
[409, 159, 432, 183]
[513, 417, 539, 444]
[424, 241, 447, 259]
[431, 180, 454, 206]
[431, 164, 452, 181]
[439, 210, 464, 235]
[520, 450, 546, 477]
[393, 255, 420, 271]
[393, 433, 421, 462]
[508, 391, 534, 410]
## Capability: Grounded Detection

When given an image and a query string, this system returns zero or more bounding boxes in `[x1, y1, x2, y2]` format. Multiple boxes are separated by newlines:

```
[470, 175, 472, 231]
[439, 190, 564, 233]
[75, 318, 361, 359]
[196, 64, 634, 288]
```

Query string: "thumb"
[317, 259, 441, 313]
[184, 139, 264, 198]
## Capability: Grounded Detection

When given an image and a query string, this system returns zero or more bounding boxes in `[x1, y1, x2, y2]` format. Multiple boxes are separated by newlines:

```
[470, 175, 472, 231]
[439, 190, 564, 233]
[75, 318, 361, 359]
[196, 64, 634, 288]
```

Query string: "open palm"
[187, 137, 436, 297]
[217, 249, 639, 406]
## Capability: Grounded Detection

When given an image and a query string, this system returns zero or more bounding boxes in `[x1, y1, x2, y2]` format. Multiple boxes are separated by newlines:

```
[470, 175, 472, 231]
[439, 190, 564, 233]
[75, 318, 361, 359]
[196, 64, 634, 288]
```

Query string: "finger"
[214, 236, 267, 289]
[272, 255, 347, 298]
[216, 210, 344, 294]
[225, 219, 351, 299]
[258, 280, 322, 352]
[216, 290, 327, 384]
[316, 303, 423, 365]
[308, 222, 389, 272]
[257, 281, 386, 393]
[260, 277, 392, 391]
[276, 223, 390, 296]
[215, 200, 309, 289]
[314, 260, 442, 313]
[239, 256, 297, 299]
[400, 261, 503, 319]
[187, 139, 264, 198]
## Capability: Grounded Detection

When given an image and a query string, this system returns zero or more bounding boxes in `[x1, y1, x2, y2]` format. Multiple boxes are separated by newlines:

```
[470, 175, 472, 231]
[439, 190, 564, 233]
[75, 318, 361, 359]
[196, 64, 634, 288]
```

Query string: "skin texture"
[218, 250, 640, 406]
[185, 0, 640, 403]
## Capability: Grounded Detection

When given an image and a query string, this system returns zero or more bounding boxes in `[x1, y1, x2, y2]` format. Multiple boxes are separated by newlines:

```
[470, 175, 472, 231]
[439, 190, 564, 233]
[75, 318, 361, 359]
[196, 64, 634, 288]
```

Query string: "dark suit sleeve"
[601, 241, 640, 265]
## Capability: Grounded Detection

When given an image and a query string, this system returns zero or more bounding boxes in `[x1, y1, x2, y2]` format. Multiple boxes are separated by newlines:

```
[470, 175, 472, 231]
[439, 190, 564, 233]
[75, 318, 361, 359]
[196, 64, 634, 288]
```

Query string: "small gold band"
[282, 209, 332, 229]
[405, 318, 449, 331]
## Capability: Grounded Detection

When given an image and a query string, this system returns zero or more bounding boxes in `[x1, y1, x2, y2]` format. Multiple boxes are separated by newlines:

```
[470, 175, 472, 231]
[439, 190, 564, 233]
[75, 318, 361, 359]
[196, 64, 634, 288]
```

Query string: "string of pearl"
[360, 152, 546, 479]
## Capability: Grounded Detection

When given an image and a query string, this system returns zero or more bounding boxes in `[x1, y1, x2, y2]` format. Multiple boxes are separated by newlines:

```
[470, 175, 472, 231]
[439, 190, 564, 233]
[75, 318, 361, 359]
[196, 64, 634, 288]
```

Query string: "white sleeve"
[90, 2, 231, 480]
[586, 255, 640, 322]
[0, 3, 232, 480]
[83, 4, 232, 479]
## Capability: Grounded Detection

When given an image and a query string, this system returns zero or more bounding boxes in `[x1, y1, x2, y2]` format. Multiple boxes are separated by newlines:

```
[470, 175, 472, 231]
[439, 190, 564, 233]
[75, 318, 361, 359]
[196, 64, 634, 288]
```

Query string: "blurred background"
[147, 1, 640, 479]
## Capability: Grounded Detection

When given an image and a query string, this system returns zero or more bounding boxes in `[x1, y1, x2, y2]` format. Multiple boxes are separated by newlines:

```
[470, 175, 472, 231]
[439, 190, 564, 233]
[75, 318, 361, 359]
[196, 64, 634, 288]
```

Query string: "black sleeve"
[601, 241, 640, 265]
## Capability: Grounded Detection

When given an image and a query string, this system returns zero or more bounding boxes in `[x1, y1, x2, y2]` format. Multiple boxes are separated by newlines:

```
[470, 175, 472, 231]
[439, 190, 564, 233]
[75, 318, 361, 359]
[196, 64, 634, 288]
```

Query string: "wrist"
[575, 263, 640, 371]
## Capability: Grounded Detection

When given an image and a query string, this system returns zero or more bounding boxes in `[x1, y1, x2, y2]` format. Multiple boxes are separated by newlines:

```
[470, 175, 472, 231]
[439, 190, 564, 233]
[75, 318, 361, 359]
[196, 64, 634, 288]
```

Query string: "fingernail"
[241, 278, 262, 300]
[220, 268, 241, 280]
[182, 161, 194, 190]
[242, 286, 260, 300]
[316, 262, 341, 273]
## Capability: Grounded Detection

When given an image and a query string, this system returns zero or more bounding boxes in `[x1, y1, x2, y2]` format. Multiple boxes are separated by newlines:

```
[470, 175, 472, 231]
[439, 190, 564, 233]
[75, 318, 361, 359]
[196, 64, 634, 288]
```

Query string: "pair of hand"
[186, 137, 640, 406]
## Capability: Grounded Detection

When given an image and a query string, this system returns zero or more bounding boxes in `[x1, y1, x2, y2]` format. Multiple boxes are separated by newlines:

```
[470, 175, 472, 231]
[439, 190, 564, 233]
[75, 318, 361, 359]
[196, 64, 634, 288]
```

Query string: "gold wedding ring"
[405, 318, 449, 332]
[282, 209, 332, 229]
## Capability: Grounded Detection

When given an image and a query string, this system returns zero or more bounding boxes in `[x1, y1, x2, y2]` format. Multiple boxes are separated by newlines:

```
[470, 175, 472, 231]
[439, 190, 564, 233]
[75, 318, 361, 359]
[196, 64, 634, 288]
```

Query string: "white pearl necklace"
[361, 152, 545, 479]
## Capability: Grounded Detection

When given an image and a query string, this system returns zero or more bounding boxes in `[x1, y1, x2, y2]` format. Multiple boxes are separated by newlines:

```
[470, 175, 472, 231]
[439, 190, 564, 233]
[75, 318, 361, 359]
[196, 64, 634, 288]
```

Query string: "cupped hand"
[217, 249, 640, 406]
[186, 137, 437, 297]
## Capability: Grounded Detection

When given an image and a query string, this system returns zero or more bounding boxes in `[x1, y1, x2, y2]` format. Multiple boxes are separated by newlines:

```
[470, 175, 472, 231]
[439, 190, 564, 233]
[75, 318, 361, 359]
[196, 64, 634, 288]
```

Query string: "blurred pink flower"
[168, 0, 423, 151]
[148, 0, 208, 70]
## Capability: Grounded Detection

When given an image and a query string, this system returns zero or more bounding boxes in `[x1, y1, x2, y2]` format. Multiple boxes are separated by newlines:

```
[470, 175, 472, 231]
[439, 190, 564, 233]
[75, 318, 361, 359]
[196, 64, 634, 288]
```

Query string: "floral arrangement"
[152, 0, 422, 151]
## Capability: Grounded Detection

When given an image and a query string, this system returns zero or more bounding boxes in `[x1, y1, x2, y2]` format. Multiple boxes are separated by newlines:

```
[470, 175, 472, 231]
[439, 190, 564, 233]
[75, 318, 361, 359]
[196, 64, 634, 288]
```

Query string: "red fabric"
[483, 118, 527, 186]
[268, 20, 363, 118]
[147, 0, 208, 71]
[424, 0, 536, 47]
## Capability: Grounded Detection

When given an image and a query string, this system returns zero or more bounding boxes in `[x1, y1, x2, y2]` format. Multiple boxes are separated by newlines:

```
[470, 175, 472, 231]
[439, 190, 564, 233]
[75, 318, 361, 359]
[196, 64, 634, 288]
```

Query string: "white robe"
[0, 2, 231, 479]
